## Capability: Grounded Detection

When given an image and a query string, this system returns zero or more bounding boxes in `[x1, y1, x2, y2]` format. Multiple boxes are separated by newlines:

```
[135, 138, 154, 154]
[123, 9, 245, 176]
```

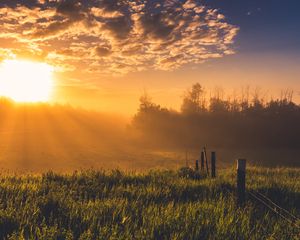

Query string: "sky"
[0, 0, 299, 114]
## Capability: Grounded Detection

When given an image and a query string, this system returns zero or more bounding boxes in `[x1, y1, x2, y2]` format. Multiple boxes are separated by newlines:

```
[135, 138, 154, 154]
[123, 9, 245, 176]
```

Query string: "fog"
[0, 84, 299, 172]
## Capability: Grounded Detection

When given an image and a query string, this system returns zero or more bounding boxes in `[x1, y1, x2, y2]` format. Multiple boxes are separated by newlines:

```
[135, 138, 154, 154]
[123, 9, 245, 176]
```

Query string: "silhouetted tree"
[209, 98, 230, 113]
[181, 83, 206, 114]
[131, 84, 300, 150]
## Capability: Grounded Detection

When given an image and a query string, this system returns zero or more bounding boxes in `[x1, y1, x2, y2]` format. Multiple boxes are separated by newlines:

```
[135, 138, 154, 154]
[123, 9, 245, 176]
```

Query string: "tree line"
[131, 83, 300, 149]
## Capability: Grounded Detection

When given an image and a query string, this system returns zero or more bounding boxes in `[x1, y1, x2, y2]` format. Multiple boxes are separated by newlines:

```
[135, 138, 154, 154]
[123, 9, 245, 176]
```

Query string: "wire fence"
[247, 189, 300, 239]
[248, 190, 300, 229]
[219, 174, 300, 238]
[195, 150, 300, 237]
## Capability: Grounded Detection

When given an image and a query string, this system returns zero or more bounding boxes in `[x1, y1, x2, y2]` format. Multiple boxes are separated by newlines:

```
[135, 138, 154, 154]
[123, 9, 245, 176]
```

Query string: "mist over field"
[1, 1, 300, 239]
[0, 98, 180, 171]
[0, 84, 299, 172]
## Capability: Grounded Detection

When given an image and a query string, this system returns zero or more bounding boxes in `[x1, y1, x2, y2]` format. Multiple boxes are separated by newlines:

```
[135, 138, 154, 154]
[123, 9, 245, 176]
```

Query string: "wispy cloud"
[0, 0, 239, 74]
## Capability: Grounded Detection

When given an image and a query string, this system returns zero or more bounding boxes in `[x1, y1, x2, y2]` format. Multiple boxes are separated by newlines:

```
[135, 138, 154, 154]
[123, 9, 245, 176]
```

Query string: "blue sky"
[203, 0, 300, 54]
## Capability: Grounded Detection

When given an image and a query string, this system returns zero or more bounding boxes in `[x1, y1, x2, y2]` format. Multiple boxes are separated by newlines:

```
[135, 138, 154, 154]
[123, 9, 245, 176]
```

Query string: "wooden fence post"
[204, 147, 209, 175]
[237, 159, 246, 207]
[201, 151, 204, 170]
[195, 160, 199, 171]
[211, 152, 216, 178]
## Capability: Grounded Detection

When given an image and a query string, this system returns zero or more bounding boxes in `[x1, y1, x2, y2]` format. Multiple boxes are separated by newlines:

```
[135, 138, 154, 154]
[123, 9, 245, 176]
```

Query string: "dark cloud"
[95, 46, 112, 57]
[32, 19, 74, 39]
[140, 12, 175, 40]
[57, 0, 84, 20]
[102, 16, 133, 39]
[0, 0, 39, 8]
[97, 0, 127, 13]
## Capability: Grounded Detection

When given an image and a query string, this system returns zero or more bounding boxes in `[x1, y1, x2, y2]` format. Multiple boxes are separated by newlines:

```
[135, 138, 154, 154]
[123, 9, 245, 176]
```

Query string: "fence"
[194, 150, 300, 235]
[195, 147, 216, 178]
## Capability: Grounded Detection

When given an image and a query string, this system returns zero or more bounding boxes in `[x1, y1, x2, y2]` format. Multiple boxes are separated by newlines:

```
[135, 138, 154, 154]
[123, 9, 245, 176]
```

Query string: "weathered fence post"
[195, 160, 199, 171]
[201, 151, 204, 170]
[204, 147, 209, 175]
[237, 159, 246, 207]
[211, 152, 216, 178]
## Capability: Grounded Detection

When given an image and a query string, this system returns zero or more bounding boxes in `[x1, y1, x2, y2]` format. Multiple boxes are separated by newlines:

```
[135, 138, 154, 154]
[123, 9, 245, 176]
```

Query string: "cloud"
[102, 16, 133, 39]
[95, 46, 112, 57]
[0, 0, 239, 75]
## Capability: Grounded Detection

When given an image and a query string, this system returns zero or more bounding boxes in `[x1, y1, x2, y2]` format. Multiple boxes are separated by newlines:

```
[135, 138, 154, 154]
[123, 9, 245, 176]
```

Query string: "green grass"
[0, 167, 299, 239]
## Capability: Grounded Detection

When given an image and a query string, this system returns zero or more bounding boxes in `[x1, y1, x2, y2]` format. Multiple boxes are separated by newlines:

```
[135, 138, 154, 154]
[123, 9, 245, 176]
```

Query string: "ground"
[0, 167, 299, 239]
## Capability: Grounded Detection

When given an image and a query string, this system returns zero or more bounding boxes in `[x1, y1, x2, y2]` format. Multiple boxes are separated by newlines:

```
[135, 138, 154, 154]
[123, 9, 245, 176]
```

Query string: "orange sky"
[0, 1, 299, 115]
[51, 52, 300, 115]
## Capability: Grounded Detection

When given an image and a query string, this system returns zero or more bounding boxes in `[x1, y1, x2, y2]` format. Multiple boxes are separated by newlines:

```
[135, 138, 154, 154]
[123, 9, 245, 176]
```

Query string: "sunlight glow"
[0, 59, 53, 102]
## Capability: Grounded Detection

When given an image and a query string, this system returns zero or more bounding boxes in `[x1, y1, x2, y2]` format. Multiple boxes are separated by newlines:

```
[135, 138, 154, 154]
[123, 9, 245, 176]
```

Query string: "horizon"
[0, 2, 299, 238]
[0, 0, 299, 114]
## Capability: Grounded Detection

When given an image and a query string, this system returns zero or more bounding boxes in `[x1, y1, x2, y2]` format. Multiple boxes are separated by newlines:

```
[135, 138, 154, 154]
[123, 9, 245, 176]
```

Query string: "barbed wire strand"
[252, 190, 300, 229]
[248, 191, 299, 239]
[254, 191, 300, 223]
[248, 190, 300, 230]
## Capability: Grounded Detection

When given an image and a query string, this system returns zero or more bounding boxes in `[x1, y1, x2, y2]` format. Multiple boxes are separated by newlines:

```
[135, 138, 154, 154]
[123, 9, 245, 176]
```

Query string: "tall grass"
[0, 167, 299, 239]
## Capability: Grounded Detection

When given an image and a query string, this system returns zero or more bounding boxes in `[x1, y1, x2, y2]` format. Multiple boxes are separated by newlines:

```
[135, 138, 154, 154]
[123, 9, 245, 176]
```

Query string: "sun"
[0, 59, 53, 103]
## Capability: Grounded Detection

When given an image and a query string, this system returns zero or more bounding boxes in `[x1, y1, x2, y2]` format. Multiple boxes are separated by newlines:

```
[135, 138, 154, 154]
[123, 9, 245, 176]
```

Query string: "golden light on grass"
[0, 59, 53, 102]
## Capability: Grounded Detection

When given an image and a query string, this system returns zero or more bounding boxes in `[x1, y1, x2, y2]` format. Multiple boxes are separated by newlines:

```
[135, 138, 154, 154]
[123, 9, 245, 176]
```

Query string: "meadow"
[0, 97, 299, 239]
[0, 167, 299, 239]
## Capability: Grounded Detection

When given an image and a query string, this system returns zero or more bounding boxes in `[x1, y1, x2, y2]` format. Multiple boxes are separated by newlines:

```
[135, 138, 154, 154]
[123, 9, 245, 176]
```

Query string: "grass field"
[0, 167, 299, 239]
